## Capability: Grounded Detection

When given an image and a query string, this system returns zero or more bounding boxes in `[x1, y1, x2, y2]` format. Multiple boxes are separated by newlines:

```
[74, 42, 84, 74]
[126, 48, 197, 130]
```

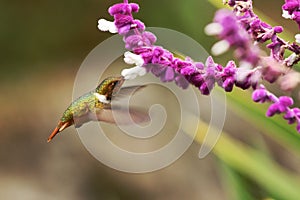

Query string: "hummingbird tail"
[47, 121, 72, 143]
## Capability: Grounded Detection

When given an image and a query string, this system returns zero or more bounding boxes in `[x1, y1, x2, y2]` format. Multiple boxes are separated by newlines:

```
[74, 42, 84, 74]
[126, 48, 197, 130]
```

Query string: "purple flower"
[108, 3, 145, 35]
[267, 96, 293, 117]
[134, 47, 154, 64]
[180, 65, 197, 76]
[214, 10, 248, 47]
[266, 37, 285, 61]
[175, 75, 189, 89]
[124, 31, 156, 50]
[251, 84, 300, 132]
[252, 86, 268, 103]
[282, 0, 300, 28]
[222, 78, 234, 92]
[108, 3, 139, 16]
[219, 63, 236, 92]
[146, 64, 175, 82]
[279, 96, 294, 107]
[163, 67, 175, 81]
[187, 74, 205, 88]
[222, 0, 300, 68]
[268, 98, 293, 116]
[211, 9, 260, 65]
[284, 108, 300, 124]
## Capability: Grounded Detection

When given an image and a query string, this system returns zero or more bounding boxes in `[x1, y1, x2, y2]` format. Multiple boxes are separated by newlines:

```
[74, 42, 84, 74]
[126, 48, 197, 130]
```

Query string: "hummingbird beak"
[47, 127, 59, 143]
[47, 121, 72, 143]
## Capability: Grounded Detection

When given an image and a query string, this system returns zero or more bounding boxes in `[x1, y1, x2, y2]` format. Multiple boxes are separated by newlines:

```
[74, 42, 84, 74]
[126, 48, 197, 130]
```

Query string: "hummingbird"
[47, 75, 148, 142]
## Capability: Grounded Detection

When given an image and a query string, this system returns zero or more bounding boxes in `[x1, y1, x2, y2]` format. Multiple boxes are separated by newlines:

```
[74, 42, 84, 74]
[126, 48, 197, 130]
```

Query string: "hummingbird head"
[96, 76, 125, 100]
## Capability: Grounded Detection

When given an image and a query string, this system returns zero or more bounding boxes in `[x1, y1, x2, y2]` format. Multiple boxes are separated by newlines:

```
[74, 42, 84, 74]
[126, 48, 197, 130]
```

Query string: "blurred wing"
[113, 85, 146, 99]
[73, 112, 91, 128]
[92, 107, 150, 125]
[73, 107, 149, 127]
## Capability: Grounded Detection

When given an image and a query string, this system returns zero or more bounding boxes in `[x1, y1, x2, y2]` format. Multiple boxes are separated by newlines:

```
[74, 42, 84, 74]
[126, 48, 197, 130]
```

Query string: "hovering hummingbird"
[47, 75, 148, 142]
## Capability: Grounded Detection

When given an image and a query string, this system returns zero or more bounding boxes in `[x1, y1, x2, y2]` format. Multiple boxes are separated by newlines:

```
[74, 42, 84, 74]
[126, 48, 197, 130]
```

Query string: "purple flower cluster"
[108, 2, 158, 50]
[207, 9, 286, 85]
[134, 45, 224, 93]
[225, 0, 300, 68]
[99, 0, 300, 133]
[107, 1, 264, 94]
[282, 0, 300, 29]
[252, 85, 300, 132]
[220, 0, 300, 133]
[108, 2, 143, 35]
[136, 45, 262, 93]
[212, 9, 260, 65]
[108, 1, 193, 89]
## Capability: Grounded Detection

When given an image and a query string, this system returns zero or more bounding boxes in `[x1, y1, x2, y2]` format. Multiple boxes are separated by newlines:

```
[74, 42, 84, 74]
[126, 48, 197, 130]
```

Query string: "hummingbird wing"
[94, 106, 150, 125]
[112, 85, 146, 100]
[73, 106, 149, 127]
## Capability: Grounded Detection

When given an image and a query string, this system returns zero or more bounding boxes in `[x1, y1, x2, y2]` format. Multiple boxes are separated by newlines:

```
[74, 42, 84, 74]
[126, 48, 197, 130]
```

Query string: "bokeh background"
[1, 0, 300, 199]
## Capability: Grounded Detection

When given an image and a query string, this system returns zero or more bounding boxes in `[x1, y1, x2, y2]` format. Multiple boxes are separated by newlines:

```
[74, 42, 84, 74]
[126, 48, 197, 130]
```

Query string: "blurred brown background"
[1, 0, 298, 199]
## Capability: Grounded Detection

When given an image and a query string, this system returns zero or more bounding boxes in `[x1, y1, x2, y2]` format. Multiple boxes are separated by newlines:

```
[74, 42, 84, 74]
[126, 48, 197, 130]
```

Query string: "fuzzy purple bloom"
[108, 3, 145, 35]
[284, 108, 300, 124]
[252, 86, 268, 103]
[252, 85, 300, 132]
[108, 3, 139, 16]
[175, 75, 190, 89]
[266, 97, 293, 117]
[218, 61, 237, 92]
[224, 0, 300, 68]
[213, 9, 260, 65]
[282, 0, 300, 28]
[124, 31, 157, 50]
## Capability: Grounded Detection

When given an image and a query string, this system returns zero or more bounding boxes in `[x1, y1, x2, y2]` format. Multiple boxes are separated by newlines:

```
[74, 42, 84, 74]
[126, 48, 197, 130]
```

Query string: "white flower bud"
[121, 66, 146, 80]
[97, 19, 118, 33]
[282, 10, 292, 19]
[124, 51, 144, 66]
[211, 40, 230, 56]
[204, 23, 223, 36]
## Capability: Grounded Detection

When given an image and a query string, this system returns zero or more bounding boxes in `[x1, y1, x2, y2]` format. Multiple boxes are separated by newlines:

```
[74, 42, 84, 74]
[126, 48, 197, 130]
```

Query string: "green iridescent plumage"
[96, 76, 121, 96]
[60, 92, 99, 123]
[47, 76, 124, 142]
[60, 76, 124, 123]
